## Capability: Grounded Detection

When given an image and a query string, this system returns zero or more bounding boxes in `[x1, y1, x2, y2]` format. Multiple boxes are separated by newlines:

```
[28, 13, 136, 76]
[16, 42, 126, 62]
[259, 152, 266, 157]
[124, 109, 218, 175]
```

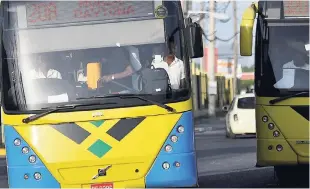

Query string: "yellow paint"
[257, 139, 298, 166]
[255, 97, 309, 166]
[10, 101, 185, 186]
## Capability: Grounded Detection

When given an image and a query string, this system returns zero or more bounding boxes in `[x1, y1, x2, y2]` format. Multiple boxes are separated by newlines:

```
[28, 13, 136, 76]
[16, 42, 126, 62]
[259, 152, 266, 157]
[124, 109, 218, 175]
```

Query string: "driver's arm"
[113, 65, 133, 80]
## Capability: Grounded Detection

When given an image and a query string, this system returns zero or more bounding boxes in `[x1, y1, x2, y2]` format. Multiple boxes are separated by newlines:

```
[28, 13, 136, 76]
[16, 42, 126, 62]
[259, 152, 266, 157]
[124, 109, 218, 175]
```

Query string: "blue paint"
[145, 111, 198, 187]
[7, 166, 60, 188]
[4, 125, 60, 188]
[4, 126, 43, 167]
[159, 111, 195, 154]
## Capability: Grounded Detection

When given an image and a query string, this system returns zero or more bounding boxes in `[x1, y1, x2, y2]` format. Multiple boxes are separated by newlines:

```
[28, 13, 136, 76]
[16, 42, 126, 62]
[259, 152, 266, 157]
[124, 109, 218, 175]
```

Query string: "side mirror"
[239, 4, 256, 56]
[222, 106, 229, 112]
[184, 18, 204, 58]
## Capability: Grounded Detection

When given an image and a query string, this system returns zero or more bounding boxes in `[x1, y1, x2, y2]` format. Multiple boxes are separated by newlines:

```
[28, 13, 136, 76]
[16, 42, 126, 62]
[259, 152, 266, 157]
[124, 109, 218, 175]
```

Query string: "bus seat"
[87, 62, 101, 89]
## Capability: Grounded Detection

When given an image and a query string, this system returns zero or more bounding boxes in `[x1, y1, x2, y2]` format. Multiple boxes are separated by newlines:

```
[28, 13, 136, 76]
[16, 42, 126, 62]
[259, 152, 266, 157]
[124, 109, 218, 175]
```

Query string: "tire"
[275, 165, 309, 188]
[225, 128, 229, 138]
[229, 131, 236, 139]
[228, 127, 236, 139]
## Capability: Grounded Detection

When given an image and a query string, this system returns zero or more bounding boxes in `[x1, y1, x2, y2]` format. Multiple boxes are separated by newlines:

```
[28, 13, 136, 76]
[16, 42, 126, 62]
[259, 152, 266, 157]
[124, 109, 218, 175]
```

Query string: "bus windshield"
[1, 1, 189, 111]
[267, 23, 309, 93]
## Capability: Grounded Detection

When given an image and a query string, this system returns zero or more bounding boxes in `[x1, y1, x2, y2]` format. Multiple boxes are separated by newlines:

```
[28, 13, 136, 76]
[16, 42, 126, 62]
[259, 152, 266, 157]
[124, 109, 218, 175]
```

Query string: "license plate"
[91, 182, 113, 189]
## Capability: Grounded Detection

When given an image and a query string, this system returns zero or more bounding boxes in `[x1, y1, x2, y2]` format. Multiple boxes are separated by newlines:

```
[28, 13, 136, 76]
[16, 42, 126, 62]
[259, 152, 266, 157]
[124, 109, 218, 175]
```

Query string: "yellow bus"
[0, 1, 204, 188]
[240, 1, 309, 187]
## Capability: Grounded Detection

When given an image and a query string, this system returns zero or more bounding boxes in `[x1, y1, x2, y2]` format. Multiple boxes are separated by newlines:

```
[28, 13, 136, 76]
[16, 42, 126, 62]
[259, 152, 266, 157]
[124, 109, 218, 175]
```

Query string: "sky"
[191, 0, 258, 67]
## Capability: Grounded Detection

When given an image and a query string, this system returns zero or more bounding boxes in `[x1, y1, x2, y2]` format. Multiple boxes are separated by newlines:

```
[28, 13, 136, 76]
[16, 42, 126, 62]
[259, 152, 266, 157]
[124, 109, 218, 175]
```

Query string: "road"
[0, 117, 303, 187]
[195, 117, 278, 188]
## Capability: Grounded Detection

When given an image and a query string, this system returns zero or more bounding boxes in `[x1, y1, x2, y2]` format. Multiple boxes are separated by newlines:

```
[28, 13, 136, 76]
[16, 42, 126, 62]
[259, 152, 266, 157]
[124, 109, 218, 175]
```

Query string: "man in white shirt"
[151, 42, 186, 90]
[29, 55, 62, 79]
[274, 41, 309, 89]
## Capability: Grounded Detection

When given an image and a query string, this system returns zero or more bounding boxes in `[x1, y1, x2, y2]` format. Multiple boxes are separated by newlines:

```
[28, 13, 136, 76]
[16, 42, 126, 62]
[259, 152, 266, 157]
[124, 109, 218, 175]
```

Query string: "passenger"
[274, 40, 309, 89]
[29, 55, 62, 79]
[151, 39, 186, 90]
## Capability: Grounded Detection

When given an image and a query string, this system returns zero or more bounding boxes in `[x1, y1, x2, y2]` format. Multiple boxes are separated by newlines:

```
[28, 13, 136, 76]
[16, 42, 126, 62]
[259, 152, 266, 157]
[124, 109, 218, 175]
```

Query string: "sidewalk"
[193, 108, 225, 120]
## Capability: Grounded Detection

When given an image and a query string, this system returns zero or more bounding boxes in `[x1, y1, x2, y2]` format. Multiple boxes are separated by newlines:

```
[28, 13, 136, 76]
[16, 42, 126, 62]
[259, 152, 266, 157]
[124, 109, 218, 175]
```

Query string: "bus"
[240, 1, 309, 187]
[0, 1, 204, 188]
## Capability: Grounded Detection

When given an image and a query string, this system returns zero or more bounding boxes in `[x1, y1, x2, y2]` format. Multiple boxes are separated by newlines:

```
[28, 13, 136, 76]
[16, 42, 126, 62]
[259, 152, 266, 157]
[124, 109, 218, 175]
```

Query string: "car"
[222, 93, 256, 138]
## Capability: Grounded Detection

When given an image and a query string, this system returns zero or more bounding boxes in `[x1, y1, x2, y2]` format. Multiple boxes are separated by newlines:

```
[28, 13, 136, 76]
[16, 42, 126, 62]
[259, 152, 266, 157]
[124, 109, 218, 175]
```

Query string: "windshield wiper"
[22, 102, 116, 124]
[269, 92, 309, 105]
[77, 94, 176, 113]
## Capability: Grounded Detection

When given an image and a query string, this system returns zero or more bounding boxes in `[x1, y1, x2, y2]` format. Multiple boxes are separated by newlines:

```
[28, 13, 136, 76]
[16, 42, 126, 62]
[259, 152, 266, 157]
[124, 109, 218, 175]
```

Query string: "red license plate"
[91, 182, 113, 189]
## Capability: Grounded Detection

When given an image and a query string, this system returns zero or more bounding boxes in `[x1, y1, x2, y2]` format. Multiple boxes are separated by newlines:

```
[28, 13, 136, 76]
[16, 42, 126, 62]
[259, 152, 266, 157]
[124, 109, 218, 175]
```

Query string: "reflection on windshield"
[268, 25, 309, 91]
[2, 1, 189, 111]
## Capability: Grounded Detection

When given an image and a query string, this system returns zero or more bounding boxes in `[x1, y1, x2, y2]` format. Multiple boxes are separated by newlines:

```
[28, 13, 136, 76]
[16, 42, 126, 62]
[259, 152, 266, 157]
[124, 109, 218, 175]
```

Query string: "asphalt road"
[0, 117, 305, 188]
[195, 117, 278, 188]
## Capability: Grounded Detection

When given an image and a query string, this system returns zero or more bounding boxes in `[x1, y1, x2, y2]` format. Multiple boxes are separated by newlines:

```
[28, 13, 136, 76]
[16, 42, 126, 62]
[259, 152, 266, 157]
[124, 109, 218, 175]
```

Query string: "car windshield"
[268, 23, 309, 92]
[237, 97, 255, 109]
[1, 1, 189, 111]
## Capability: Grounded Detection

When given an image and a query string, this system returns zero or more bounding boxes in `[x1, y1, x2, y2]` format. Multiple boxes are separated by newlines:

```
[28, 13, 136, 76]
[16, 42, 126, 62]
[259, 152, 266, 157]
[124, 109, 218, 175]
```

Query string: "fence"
[190, 69, 233, 113]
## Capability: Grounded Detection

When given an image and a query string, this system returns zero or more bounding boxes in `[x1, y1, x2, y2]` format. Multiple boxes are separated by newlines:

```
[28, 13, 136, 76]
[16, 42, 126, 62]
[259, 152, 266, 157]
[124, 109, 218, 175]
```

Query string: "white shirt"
[274, 60, 309, 89]
[152, 57, 185, 89]
[29, 68, 62, 79]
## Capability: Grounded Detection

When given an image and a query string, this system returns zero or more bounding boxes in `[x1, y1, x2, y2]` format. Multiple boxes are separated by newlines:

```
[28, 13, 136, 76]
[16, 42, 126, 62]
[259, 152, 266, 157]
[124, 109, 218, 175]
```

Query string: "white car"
[222, 93, 256, 138]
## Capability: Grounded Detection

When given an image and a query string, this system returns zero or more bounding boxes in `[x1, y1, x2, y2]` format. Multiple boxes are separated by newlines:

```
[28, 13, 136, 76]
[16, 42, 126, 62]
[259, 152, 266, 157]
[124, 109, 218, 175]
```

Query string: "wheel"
[225, 128, 229, 138]
[275, 165, 309, 188]
[229, 131, 236, 139]
[228, 127, 236, 139]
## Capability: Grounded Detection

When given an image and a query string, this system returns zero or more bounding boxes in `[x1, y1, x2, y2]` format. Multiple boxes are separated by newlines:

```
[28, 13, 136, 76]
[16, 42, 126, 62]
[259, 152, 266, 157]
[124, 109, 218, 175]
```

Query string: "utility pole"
[233, 0, 238, 97]
[207, 0, 216, 117]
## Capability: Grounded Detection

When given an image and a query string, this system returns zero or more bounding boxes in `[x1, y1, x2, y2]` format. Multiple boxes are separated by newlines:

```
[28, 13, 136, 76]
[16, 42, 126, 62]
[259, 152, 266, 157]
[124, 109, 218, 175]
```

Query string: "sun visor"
[18, 19, 165, 54]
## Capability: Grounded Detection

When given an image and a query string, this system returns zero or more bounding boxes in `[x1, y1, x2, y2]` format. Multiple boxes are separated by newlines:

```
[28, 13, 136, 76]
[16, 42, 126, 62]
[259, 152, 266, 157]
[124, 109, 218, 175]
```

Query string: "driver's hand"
[100, 75, 112, 83]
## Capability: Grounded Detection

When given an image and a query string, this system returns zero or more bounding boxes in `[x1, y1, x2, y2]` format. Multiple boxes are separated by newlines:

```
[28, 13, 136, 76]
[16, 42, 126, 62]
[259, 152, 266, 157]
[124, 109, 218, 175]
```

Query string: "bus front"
[0, 1, 203, 188]
[240, 1, 309, 186]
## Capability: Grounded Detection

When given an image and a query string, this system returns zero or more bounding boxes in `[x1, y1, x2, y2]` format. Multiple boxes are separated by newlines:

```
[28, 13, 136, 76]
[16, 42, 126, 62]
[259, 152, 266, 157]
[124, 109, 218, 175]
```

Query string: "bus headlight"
[177, 126, 184, 133]
[262, 116, 268, 122]
[165, 145, 172, 152]
[29, 155, 36, 163]
[170, 135, 178, 143]
[14, 138, 21, 146]
[22, 147, 29, 154]
[24, 174, 29, 180]
[34, 172, 41, 180]
[162, 162, 170, 169]
[276, 145, 283, 152]
[174, 161, 180, 167]
[273, 130, 280, 137]
[268, 123, 274, 130]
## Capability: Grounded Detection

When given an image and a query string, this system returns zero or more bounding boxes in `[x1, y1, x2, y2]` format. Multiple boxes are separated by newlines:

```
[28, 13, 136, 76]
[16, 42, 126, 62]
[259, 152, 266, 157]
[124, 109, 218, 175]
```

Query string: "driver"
[29, 55, 62, 79]
[98, 47, 134, 93]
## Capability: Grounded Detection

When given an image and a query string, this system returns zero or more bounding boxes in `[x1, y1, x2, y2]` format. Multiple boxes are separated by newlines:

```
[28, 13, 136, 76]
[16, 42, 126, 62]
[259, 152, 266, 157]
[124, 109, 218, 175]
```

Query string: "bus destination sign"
[26, 1, 154, 27]
[283, 1, 309, 17]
